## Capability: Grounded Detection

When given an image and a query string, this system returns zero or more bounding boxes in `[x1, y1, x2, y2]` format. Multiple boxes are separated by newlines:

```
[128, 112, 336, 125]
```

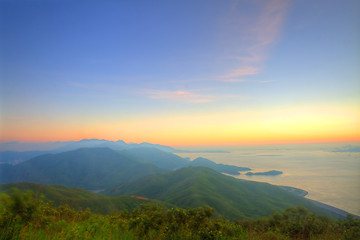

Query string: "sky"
[1, 0, 359, 146]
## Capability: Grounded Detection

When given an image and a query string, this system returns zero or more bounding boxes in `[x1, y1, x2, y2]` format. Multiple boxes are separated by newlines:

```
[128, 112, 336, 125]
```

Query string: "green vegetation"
[1, 166, 349, 220]
[1, 189, 359, 240]
[0, 183, 171, 215]
[105, 167, 338, 219]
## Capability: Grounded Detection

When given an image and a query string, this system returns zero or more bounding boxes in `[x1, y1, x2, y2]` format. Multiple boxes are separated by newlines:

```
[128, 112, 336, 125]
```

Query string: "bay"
[175, 142, 360, 216]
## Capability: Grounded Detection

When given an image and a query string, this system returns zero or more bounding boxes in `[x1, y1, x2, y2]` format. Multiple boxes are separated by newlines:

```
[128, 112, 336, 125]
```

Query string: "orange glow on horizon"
[1, 136, 359, 147]
[168, 137, 360, 147]
[2, 126, 359, 147]
[1, 104, 359, 146]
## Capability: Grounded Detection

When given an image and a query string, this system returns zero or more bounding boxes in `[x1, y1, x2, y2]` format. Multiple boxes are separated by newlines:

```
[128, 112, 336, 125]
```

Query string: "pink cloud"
[222, 78, 249, 83]
[146, 90, 214, 103]
[221, 66, 260, 79]
[221, 0, 290, 80]
[145, 89, 250, 103]
[259, 80, 276, 83]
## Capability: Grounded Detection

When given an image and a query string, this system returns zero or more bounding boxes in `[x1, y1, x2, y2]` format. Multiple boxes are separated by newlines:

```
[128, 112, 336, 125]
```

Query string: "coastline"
[224, 173, 359, 219]
[176, 145, 360, 220]
[305, 198, 360, 219]
[280, 185, 359, 219]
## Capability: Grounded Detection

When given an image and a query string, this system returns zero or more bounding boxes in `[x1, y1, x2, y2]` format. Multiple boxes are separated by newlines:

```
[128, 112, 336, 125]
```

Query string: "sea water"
[175, 142, 360, 216]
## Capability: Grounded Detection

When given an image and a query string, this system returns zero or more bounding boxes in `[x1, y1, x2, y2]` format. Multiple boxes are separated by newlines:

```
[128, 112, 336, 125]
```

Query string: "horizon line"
[1, 138, 359, 147]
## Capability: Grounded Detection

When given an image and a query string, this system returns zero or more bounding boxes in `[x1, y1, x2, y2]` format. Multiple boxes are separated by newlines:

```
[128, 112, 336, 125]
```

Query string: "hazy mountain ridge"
[0, 139, 178, 153]
[127, 147, 189, 170]
[0, 139, 187, 165]
[189, 157, 250, 175]
[1, 147, 251, 186]
[0, 150, 51, 165]
[0, 148, 165, 189]
[127, 147, 249, 174]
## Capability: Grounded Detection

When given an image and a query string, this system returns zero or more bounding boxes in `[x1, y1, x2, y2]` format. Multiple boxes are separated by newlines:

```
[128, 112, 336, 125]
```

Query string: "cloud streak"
[145, 90, 214, 103]
[221, 0, 290, 81]
[221, 66, 260, 79]
[144, 89, 250, 103]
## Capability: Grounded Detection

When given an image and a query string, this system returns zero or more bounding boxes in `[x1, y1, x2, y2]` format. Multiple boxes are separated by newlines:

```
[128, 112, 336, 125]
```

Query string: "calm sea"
[175, 142, 360, 216]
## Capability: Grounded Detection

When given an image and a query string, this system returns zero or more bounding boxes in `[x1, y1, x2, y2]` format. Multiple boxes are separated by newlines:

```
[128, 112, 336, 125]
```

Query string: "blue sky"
[1, 0, 359, 144]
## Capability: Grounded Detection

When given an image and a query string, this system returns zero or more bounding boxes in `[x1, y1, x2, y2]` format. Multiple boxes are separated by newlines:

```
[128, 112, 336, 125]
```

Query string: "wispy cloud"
[144, 89, 250, 103]
[220, 66, 260, 79]
[68, 81, 123, 91]
[260, 80, 276, 83]
[222, 78, 249, 83]
[145, 90, 214, 103]
[221, 0, 290, 81]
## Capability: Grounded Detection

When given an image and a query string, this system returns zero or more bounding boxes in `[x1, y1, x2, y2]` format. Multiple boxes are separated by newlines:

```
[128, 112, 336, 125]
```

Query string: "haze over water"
[176, 142, 360, 216]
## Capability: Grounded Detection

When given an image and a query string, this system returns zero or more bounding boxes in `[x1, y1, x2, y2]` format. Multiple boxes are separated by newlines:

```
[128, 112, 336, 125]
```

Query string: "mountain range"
[0, 139, 179, 164]
[0, 139, 233, 165]
[0, 142, 353, 220]
[0, 147, 250, 189]
[0, 148, 163, 189]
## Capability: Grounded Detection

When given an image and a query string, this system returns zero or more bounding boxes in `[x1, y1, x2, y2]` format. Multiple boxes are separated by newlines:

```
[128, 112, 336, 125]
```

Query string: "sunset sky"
[1, 0, 359, 145]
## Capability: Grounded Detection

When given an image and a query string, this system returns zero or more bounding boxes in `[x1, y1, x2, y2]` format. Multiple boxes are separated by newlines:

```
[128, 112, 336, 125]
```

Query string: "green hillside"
[2, 189, 359, 240]
[0, 148, 164, 189]
[105, 166, 337, 219]
[0, 182, 170, 214]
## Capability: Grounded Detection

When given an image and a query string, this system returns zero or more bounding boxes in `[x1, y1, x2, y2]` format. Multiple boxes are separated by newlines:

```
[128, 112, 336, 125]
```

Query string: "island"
[245, 170, 283, 176]
[190, 157, 251, 175]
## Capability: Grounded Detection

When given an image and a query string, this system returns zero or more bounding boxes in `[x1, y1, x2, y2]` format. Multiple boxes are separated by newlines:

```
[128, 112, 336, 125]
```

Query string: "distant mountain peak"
[193, 157, 214, 163]
[1, 139, 177, 153]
